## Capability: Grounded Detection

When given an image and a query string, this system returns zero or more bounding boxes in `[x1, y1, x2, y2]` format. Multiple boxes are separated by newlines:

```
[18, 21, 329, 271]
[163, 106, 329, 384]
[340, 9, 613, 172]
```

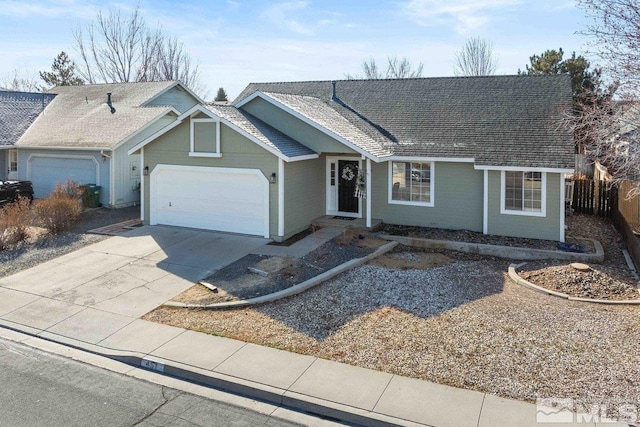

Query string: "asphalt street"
[0, 337, 303, 427]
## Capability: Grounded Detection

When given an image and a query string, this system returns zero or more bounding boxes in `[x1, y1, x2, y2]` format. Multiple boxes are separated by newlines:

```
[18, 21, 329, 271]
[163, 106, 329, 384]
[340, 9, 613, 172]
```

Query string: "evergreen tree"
[39, 51, 84, 87]
[519, 48, 612, 107]
[214, 87, 228, 102]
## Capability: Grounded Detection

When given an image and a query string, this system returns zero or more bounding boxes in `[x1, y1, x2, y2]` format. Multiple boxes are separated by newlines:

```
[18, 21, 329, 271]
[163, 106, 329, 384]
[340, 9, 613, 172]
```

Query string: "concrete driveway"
[0, 226, 267, 344]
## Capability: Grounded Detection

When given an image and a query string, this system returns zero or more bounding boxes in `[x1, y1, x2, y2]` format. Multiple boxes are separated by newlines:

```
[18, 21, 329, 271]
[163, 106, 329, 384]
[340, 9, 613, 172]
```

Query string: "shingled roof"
[17, 81, 178, 149]
[0, 91, 56, 147]
[235, 75, 575, 168]
[205, 103, 316, 159]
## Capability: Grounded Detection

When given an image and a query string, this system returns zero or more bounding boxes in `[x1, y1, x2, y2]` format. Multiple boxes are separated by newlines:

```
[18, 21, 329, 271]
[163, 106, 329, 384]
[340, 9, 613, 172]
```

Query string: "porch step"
[311, 216, 382, 230]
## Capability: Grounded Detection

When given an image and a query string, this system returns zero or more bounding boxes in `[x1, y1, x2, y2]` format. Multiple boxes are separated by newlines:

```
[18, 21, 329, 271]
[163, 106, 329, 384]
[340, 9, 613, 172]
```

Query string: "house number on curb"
[141, 358, 165, 372]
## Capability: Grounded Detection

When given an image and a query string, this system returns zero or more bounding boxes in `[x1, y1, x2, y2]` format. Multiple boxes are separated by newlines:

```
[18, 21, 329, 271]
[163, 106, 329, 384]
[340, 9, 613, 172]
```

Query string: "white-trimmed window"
[389, 161, 434, 206]
[190, 118, 221, 157]
[501, 171, 546, 216]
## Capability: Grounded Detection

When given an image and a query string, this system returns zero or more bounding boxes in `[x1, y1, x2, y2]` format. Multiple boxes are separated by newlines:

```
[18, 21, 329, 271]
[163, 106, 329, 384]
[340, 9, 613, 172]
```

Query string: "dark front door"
[338, 160, 359, 213]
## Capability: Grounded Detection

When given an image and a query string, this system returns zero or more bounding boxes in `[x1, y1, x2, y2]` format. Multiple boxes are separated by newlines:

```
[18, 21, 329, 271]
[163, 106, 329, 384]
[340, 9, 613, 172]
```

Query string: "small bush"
[33, 182, 83, 234]
[0, 196, 32, 250]
[51, 179, 83, 199]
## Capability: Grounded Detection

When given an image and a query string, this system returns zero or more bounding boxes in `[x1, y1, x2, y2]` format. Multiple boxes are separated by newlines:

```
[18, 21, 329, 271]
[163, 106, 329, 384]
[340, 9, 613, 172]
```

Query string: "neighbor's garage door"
[150, 165, 269, 238]
[28, 156, 98, 199]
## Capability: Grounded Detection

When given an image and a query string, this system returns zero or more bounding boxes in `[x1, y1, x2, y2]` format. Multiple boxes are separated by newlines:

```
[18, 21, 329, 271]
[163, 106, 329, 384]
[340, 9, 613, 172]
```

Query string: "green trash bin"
[87, 184, 101, 208]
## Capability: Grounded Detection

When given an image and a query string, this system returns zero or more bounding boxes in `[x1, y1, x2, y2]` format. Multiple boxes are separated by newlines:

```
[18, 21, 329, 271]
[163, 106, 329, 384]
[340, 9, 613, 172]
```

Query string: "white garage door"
[151, 165, 269, 238]
[28, 156, 98, 199]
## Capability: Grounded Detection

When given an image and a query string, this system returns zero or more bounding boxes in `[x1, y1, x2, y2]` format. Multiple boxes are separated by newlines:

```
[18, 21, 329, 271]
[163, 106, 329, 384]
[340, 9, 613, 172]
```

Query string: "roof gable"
[128, 102, 318, 161]
[237, 91, 392, 160]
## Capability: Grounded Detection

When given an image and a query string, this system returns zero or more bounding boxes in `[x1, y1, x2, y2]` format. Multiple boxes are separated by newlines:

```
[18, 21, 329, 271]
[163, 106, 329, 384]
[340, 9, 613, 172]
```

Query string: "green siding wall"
[487, 171, 561, 241]
[284, 156, 325, 238]
[241, 98, 356, 155]
[0, 150, 6, 180]
[142, 120, 279, 236]
[372, 161, 484, 231]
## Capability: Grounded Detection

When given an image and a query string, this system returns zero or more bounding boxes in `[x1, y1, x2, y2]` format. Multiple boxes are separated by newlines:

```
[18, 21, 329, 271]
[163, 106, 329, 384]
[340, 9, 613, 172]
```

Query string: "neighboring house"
[15, 81, 200, 207]
[130, 75, 575, 242]
[0, 90, 55, 181]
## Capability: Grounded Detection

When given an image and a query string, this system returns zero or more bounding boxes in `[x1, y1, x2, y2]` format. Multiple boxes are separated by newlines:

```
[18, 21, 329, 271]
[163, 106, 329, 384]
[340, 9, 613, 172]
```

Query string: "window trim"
[500, 170, 546, 217]
[189, 117, 221, 158]
[388, 160, 435, 207]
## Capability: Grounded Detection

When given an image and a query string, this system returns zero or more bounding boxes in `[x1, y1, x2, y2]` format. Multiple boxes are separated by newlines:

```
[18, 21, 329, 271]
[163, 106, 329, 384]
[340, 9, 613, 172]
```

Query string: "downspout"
[278, 158, 284, 237]
[366, 158, 372, 228]
[140, 147, 145, 221]
[483, 170, 489, 234]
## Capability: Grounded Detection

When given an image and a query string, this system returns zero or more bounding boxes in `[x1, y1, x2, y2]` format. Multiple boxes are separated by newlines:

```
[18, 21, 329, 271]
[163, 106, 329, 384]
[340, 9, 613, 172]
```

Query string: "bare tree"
[453, 37, 498, 76]
[360, 58, 383, 79]
[0, 69, 42, 92]
[346, 56, 423, 79]
[74, 6, 206, 96]
[564, 97, 640, 194]
[578, 0, 640, 95]
[563, 0, 640, 196]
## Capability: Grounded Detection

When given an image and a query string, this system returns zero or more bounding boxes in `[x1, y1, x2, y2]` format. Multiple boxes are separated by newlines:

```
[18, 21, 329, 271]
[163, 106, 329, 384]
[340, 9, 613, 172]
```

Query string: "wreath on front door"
[341, 165, 355, 181]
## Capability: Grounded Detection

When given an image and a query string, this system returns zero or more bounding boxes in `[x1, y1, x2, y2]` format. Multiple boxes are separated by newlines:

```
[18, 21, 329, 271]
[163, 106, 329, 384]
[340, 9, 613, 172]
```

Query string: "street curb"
[380, 235, 604, 263]
[508, 263, 640, 305]
[164, 241, 399, 309]
[0, 320, 425, 427]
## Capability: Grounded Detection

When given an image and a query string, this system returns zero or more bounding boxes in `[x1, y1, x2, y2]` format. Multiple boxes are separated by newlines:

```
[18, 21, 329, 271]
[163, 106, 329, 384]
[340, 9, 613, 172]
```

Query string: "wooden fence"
[571, 178, 640, 272]
[572, 179, 616, 217]
[618, 180, 640, 227]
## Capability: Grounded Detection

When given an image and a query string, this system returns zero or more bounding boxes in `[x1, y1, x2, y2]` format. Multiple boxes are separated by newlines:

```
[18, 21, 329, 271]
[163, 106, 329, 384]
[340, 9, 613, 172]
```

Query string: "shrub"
[0, 196, 32, 250]
[33, 181, 83, 234]
[51, 179, 83, 199]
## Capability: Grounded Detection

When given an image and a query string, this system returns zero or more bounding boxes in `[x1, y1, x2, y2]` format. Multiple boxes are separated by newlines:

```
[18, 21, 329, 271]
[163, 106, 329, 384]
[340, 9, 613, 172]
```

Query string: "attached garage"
[27, 154, 99, 199]
[150, 165, 270, 238]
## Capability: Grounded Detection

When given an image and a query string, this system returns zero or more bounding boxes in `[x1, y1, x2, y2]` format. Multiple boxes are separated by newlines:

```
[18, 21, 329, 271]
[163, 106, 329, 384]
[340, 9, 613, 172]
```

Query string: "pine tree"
[214, 87, 228, 102]
[39, 51, 84, 87]
[518, 48, 611, 107]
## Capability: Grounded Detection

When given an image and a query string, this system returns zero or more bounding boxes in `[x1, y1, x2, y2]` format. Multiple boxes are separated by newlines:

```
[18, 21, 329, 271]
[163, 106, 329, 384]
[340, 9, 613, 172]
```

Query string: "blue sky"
[0, 0, 590, 99]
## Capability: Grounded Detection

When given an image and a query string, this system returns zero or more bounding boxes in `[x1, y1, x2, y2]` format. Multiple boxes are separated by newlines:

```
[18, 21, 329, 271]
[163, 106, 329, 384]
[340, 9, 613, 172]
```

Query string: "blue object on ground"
[557, 242, 585, 253]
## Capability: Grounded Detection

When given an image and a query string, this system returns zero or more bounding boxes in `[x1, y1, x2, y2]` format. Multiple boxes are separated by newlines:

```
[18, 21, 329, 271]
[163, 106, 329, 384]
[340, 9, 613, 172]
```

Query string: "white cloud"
[0, 0, 98, 19]
[260, 1, 336, 36]
[399, 0, 521, 34]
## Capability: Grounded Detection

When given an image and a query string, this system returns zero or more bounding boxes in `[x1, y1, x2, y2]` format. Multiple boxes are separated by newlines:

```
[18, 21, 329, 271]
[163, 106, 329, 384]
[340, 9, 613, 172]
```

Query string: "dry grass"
[0, 197, 32, 249]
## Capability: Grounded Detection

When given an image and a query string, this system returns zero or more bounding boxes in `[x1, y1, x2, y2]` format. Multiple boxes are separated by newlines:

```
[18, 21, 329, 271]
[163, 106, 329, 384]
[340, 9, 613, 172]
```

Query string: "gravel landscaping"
[0, 206, 138, 278]
[145, 214, 640, 419]
[516, 214, 639, 300]
[381, 222, 595, 252]
[518, 261, 639, 300]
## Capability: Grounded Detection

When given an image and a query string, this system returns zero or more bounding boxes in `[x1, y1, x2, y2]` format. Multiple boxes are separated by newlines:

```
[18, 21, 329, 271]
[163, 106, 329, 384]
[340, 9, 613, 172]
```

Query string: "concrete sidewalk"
[0, 228, 622, 427]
